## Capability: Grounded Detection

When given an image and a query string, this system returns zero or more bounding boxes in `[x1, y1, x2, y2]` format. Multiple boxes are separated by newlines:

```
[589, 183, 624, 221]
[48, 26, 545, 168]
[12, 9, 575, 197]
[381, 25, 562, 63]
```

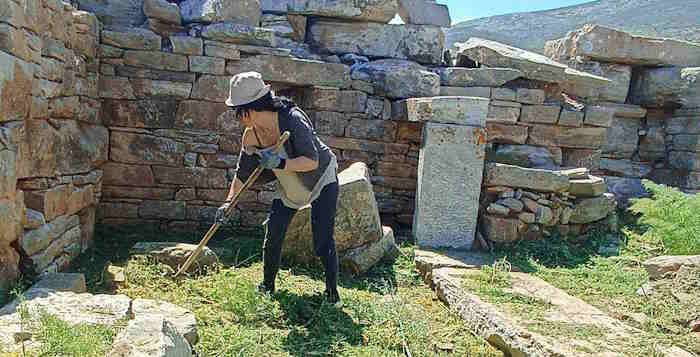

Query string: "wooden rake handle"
[174, 131, 290, 278]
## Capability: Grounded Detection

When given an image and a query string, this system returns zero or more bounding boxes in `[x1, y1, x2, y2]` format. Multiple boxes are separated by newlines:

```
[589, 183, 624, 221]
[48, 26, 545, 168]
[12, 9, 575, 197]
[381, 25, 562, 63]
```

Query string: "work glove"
[256, 149, 284, 170]
[215, 201, 231, 224]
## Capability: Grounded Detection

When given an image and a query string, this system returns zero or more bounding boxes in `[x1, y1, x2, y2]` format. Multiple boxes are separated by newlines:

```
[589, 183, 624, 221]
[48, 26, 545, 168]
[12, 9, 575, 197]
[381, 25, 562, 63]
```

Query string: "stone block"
[103, 163, 155, 187]
[631, 66, 700, 108]
[345, 118, 397, 142]
[486, 123, 528, 144]
[102, 99, 178, 128]
[123, 50, 188, 72]
[440, 86, 490, 97]
[115, 65, 196, 83]
[487, 145, 557, 170]
[545, 24, 700, 67]
[351, 59, 438, 99]
[456, 38, 567, 83]
[203, 40, 241, 59]
[0, 23, 36, 63]
[566, 60, 631, 103]
[666, 116, 700, 135]
[180, 0, 260, 25]
[584, 105, 615, 127]
[481, 215, 523, 243]
[0, 51, 33, 122]
[189, 55, 225, 75]
[102, 29, 161, 50]
[601, 117, 641, 159]
[599, 158, 652, 178]
[570, 193, 616, 224]
[99, 76, 136, 100]
[528, 124, 607, 149]
[261, 0, 398, 23]
[340, 226, 398, 275]
[282, 163, 383, 263]
[414, 123, 487, 249]
[19, 120, 108, 178]
[669, 151, 700, 171]
[486, 105, 520, 124]
[227, 55, 350, 89]
[190, 75, 229, 102]
[394, 96, 489, 126]
[19, 215, 79, 257]
[603, 176, 647, 204]
[309, 21, 444, 65]
[569, 175, 606, 197]
[138, 200, 186, 220]
[143, 0, 181, 24]
[110, 131, 185, 166]
[435, 67, 521, 87]
[201, 23, 276, 47]
[398, 0, 450, 26]
[304, 87, 367, 113]
[672, 134, 700, 152]
[175, 100, 228, 130]
[485, 163, 570, 192]
[153, 166, 228, 188]
[492, 87, 516, 101]
[170, 36, 203, 56]
[520, 105, 560, 124]
[562, 149, 601, 170]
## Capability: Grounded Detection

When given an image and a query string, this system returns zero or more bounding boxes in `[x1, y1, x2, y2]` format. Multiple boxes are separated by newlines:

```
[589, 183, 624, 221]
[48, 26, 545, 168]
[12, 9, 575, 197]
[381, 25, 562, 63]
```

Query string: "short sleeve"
[289, 109, 319, 162]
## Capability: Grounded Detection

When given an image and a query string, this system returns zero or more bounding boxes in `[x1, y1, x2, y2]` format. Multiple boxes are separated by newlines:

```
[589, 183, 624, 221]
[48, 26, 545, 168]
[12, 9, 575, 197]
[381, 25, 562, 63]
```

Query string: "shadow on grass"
[274, 290, 363, 356]
[490, 227, 614, 273]
[76, 224, 399, 296]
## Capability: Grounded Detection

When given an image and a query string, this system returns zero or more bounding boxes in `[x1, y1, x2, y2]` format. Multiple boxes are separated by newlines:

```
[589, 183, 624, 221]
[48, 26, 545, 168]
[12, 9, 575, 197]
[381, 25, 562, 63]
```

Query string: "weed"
[34, 312, 118, 356]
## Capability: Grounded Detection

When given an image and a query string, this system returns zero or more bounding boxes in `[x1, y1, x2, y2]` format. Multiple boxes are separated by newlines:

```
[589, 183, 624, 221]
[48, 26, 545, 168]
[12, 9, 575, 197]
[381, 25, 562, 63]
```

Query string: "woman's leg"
[311, 180, 340, 302]
[261, 199, 296, 293]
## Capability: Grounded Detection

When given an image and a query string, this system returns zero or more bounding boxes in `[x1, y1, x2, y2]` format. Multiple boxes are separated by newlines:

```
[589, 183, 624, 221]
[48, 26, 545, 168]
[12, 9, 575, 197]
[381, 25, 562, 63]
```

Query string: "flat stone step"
[415, 249, 692, 357]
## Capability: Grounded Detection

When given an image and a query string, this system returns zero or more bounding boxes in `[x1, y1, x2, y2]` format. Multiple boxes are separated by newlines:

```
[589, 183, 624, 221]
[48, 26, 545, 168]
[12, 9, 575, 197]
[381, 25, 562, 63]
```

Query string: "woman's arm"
[284, 109, 320, 172]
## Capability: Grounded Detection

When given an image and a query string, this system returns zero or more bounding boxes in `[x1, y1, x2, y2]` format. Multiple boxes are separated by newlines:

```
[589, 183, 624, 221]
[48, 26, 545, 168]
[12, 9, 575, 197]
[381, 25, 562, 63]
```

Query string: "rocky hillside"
[446, 0, 700, 53]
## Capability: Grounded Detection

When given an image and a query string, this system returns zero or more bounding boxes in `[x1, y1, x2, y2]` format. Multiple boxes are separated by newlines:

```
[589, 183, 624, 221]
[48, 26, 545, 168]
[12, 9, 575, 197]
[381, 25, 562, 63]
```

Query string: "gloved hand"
[257, 149, 284, 170]
[215, 202, 231, 224]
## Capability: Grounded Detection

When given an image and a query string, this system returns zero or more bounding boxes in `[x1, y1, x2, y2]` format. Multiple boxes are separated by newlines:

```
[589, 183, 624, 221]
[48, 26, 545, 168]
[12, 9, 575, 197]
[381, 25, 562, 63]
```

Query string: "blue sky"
[437, 0, 593, 24]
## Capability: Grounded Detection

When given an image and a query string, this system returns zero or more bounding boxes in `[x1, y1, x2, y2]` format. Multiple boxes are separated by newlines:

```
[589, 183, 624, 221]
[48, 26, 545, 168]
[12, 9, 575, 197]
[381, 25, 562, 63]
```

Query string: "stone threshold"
[414, 249, 694, 357]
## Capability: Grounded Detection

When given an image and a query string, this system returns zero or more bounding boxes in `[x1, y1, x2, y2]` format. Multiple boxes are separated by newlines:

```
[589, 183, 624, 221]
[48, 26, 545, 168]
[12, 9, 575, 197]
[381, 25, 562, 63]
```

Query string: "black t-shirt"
[234, 105, 333, 192]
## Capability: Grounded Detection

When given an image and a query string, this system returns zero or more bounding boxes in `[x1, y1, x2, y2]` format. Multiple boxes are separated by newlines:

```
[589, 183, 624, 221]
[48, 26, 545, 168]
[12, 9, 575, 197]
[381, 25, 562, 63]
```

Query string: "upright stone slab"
[411, 97, 489, 249]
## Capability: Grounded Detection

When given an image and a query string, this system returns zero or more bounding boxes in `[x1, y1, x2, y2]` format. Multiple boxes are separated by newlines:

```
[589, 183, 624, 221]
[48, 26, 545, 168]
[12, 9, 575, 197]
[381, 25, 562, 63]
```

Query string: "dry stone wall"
[93, 0, 444, 236]
[1, 0, 103, 298]
[547, 25, 700, 200]
[3, 0, 699, 293]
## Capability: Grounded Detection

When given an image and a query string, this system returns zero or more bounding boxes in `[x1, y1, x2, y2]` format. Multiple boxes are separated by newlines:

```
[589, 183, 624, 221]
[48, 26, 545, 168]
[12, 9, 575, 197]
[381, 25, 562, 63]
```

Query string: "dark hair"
[233, 93, 296, 120]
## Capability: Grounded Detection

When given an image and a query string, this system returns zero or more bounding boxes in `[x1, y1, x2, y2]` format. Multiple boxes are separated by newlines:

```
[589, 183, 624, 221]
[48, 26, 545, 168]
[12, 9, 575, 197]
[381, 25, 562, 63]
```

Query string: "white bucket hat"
[225, 71, 271, 107]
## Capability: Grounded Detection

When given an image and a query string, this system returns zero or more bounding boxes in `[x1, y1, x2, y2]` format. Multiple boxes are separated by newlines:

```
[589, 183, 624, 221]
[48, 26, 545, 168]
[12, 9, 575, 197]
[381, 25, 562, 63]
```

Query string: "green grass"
[628, 181, 700, 255]
[66, 224, 502, 357]
[32, 313, 119, 357]
[480, 183, 700, 355]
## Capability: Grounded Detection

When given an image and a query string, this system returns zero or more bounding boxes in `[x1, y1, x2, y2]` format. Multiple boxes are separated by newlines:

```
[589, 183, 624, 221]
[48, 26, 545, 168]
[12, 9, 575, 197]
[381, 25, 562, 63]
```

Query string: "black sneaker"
[325, 289, 342, 307]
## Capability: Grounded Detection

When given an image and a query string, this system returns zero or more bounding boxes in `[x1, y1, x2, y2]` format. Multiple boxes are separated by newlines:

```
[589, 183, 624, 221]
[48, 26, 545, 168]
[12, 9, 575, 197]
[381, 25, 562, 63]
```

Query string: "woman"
[216, 72, 341, 304]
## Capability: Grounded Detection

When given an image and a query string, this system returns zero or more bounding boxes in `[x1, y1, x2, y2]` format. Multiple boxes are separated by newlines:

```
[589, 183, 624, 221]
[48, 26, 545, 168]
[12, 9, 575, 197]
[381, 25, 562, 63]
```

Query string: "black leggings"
[262, 180, 339, 293]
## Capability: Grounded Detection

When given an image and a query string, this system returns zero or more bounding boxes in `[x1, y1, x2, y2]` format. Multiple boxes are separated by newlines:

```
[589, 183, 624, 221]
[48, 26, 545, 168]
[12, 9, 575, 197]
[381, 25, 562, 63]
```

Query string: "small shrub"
[629, 181, 700, 255]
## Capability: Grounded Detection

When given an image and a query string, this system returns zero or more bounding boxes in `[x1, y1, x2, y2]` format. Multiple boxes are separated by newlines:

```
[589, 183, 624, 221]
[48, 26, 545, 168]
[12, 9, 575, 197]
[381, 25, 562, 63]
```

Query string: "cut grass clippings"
[67, 225, 502, 357]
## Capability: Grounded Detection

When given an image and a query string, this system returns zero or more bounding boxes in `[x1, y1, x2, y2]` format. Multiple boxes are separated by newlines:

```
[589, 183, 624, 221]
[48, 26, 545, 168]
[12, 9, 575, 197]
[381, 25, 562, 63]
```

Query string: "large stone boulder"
[282, 163, 384, 269]
[227, 55, 350, 89]
[545, 24, 700, 67]
[351, 59, 439, 99]
[308, 21, 444, 65]
[180, 0, 261, 26]
[340, 226, 399, 275]
[108, 316, 192, 357]
[434, 67, 522, 87]
[130, 242, 219, 272]
[261, 0, 399, 23]
[643, 255, 700, 280]
[569, 193, 616, 224]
